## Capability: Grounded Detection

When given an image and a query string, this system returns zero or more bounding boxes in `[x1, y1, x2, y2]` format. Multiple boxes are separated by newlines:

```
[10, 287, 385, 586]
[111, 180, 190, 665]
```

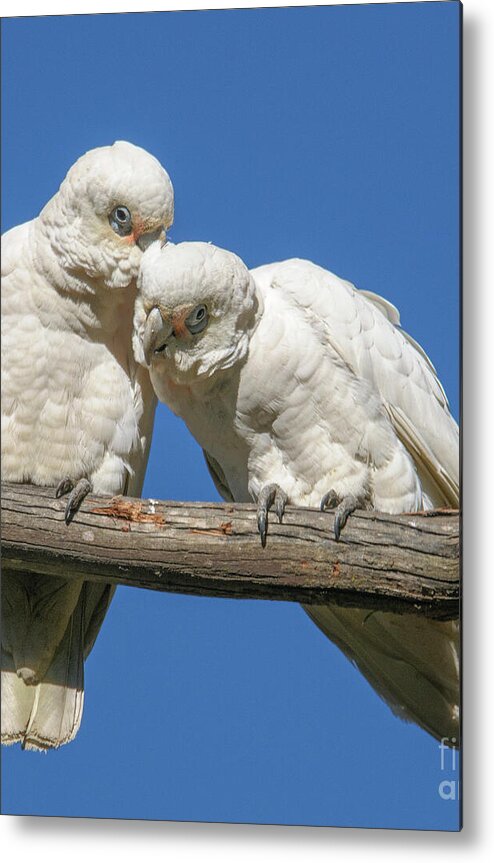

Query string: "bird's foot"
[320, 489, 359, 541]
[56, 477, 92, 525]
[257, 483, 288, 548]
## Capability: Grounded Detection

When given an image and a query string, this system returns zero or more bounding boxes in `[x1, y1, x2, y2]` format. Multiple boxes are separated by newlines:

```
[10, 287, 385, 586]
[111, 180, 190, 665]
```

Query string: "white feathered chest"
[1, 228, 144, 495]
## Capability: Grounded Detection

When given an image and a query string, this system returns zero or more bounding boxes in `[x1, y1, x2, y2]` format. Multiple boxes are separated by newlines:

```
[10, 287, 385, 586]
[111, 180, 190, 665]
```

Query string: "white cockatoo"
[1, 141, 174, 750]
[134, 241, 460, 743]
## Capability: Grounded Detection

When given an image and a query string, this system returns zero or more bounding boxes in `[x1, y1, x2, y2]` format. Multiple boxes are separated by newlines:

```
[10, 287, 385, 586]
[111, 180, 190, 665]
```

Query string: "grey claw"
[275, 496, 286, 523]
[320, 489, 339, 512]
[62, 478, 92, 525]
[256, 483, 288, 548]
[56, 477, 73, 498]
[334, 511, 344, 542]
[257, 512, 268, 548]
[321, 491, 359, 541]
[334, 519, 341, 542]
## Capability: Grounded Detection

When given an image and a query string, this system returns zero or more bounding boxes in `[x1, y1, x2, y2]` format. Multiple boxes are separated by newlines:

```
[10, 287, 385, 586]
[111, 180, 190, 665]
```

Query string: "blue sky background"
[1, 2, 460, 831]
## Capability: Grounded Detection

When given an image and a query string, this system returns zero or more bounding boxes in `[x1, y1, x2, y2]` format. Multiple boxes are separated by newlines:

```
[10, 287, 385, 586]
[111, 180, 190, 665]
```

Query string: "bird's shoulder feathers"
[1, 221, 33, 280]
[250, 258, 458, 507]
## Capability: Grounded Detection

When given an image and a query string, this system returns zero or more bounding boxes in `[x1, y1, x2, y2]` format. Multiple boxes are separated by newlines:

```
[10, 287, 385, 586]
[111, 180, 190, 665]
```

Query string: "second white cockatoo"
[2, 141, 174, 750]
[134, 240, 460, 743]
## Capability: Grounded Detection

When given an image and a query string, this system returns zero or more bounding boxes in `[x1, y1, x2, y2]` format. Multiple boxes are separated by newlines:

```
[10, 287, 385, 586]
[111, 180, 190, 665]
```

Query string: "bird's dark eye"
[185, 304, 208, 335]
[109, 205, 132, 236]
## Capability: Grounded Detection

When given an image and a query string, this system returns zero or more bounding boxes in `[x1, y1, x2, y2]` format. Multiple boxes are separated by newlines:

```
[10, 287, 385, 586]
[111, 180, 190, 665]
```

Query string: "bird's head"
[134, 242, 260, 385]
[39, 141, 174, 290]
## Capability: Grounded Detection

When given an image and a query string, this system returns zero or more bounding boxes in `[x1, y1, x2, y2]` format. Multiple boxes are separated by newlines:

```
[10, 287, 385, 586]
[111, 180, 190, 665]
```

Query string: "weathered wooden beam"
[0, 483, 460, 619]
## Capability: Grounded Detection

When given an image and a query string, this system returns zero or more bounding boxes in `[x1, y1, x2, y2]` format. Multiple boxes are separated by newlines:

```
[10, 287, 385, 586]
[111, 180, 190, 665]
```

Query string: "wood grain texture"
[1, 483, 460, 619]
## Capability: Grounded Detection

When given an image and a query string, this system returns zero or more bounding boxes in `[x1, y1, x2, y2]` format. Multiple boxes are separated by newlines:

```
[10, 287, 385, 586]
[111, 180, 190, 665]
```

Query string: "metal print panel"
[1, 1, 461, 830]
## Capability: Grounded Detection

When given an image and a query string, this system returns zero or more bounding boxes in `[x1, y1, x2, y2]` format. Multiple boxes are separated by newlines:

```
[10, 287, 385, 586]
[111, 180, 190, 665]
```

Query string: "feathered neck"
[29, 216, 136, 342]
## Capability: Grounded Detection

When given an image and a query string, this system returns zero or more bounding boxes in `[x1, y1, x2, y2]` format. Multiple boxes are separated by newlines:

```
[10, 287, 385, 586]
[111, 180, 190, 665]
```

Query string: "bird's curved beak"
[142, 307, 173, 366]
[137, 225, 165, 252]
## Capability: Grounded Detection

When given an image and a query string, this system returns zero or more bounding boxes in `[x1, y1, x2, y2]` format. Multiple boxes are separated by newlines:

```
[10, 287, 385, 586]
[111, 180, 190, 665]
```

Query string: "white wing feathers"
[385, 402, 458, 508]
[254, 259, 459, 508]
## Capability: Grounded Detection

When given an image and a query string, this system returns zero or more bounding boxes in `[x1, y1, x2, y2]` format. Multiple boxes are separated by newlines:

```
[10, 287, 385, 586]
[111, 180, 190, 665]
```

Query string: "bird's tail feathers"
[1, 600, 85, 751]
[1, 583, 104, 751]
[304, 604, 459, 744]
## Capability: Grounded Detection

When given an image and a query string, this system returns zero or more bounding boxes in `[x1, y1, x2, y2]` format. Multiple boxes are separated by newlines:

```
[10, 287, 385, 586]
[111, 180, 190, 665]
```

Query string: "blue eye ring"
[185, 304, 208, 335]
[109, 205, 133, 236]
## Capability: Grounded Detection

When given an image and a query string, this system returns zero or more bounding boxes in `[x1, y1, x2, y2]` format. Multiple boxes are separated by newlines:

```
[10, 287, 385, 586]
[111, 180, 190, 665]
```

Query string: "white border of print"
[2, 0, 493, 859]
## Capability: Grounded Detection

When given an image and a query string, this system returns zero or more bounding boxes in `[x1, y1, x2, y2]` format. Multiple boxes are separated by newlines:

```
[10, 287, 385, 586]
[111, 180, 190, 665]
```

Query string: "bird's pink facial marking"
[172, 308, 193, 339]
[124, 216, 154, 245]
[119, 215, 141, 246]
